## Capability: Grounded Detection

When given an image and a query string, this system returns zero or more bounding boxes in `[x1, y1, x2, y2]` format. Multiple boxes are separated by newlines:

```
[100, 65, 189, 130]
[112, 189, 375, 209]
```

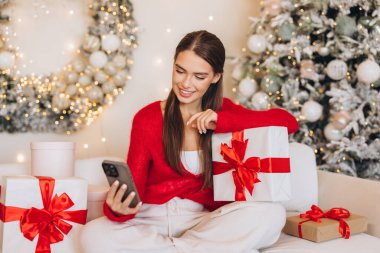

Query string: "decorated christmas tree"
[232, 0, 380, 180]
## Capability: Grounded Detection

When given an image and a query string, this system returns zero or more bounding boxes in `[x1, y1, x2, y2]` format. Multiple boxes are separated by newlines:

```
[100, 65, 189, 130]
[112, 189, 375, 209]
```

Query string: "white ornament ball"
[113, 70, 128, 87]
[247, 35, 267, 54]
[95, 71, 109, 83]
[332, 111, 351, 130]
[54, 80, 67, 92]
[113, 54, 127, 69]
[66, 71, 79, 84]
[357, 59, 380, 84]
[318, 47, 330, 56]
[263, 0, 282, 16]
[83, 35, 100, 52]
[102, 81, 116, 94]
[78, 75, 92, 86]
[72, 59, 86, 72]
[90, 51, 108, 68]
[52, 94, 70, 110]
[250, 91, 269, 110]
[101, 34, 121, 52]
[324, 123, 343, 141]
[301, 100, 323, 122]
[232, 63, 246, 80]
[65, 85, 78, 96]
[87, 86, 104, 102]
[238, 78, 258, 97]
[0, 51, 15, 69]
[104, 62, 118, 75]
[326, 60, 347, 80]
[84, 65, 95, 77]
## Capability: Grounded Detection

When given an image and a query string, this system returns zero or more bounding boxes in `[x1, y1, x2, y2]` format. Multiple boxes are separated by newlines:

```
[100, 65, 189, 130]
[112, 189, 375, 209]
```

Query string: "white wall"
[0, 0, 259, 166]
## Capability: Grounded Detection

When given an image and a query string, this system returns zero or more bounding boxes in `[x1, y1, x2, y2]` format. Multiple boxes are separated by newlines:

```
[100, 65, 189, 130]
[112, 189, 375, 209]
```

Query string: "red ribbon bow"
[0, 176, 87, 253]
[217, 131, 261, 201]
[213, 130, 290, 201]
[298, 204, 351, 239]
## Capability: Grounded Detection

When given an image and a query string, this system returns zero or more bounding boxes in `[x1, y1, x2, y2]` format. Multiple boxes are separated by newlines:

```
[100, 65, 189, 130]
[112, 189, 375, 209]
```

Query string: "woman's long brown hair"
[163, 30, 225, 188]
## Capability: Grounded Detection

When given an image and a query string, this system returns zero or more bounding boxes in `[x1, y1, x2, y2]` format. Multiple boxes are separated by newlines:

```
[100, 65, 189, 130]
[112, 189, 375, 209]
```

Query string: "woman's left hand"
[187, 109, 217, 134]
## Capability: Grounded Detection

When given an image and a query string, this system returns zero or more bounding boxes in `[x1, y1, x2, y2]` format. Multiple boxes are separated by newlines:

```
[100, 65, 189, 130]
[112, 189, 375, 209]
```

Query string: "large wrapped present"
[283, 205, 368, 242]
[212, 126, 291, 201]
[0, 176, 87, 253]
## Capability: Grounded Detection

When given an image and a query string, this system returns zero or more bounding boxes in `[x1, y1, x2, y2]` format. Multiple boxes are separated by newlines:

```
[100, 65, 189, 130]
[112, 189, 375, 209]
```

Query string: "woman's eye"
[195, 76, 206, 80]
[176, 69, 184, 74]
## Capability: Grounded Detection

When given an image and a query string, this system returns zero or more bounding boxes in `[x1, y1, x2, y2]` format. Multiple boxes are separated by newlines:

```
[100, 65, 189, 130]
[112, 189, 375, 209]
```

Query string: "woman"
[80, 30, 298, 253]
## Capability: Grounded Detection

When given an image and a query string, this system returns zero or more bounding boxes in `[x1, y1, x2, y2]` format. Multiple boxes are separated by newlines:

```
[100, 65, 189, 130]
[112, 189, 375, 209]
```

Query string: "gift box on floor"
[0, 176, 88, 253]
[212, 126, 291, 201]
[283, 205, 368, 242]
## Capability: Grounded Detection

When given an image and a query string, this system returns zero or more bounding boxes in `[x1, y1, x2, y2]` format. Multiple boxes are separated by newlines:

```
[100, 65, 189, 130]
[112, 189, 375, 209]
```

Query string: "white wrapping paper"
[212, 126, 291, 201]
[0, 176, 87, 253]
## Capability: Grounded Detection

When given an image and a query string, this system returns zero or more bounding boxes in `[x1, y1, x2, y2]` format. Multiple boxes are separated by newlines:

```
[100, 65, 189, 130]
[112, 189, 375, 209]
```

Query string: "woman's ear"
[211, 73, 222, 84]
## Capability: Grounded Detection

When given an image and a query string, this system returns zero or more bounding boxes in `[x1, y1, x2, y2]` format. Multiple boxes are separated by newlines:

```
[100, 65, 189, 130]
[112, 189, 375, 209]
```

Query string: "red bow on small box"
[0, 176, 87, 253]
[298, 204, 351, 239]
[213, 130, 290, 201]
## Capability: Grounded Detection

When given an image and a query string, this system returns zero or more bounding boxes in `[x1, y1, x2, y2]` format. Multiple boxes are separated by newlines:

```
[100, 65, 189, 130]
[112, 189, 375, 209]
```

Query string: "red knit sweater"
[104, 98, 299, 222]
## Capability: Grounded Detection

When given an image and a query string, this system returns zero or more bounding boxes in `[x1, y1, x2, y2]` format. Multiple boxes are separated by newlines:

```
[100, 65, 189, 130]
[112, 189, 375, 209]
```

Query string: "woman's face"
[172, 50, 221, 106]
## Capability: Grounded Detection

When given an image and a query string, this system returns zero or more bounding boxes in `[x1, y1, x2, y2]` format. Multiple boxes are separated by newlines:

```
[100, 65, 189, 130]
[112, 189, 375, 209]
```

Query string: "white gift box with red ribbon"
[0, 176, 87, 253]
[212, 126, 291, 201]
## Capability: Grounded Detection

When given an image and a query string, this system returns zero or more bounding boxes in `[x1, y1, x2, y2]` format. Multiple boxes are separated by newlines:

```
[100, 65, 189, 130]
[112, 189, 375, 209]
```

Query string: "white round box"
[31, 142, 75, 178]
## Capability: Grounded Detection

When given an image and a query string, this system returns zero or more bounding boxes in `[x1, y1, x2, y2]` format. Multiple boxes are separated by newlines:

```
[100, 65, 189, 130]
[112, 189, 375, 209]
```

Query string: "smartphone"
[102, 160, 141, 208]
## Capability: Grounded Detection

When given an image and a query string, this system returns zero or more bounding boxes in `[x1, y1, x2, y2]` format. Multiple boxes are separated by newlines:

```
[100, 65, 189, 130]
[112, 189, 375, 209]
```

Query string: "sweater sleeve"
[103, 111, 152, 222]
[215, 98, 299, 134]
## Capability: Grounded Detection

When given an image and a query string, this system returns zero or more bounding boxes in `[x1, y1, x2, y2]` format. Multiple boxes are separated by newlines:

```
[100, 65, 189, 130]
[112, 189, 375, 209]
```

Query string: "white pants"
[80, 198, 285, 253]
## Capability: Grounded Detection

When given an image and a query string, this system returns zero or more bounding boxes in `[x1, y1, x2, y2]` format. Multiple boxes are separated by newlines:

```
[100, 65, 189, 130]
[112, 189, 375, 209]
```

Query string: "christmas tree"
[232, 0, 380, 180]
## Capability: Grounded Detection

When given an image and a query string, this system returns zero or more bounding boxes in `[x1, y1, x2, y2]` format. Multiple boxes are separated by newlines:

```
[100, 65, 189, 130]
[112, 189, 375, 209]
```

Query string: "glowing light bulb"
[17, 153, 25, 163]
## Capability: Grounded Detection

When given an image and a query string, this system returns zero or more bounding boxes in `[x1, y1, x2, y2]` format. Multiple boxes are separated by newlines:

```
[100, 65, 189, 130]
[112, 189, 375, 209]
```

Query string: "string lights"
[0, 0, 138, 133]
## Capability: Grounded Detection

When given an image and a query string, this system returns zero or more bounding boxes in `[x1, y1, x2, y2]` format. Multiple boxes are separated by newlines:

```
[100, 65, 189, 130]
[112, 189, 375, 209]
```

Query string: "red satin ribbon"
[213, 130, 290, 201]
[0, 176, 87, 253]
[298, 204, 351, 239]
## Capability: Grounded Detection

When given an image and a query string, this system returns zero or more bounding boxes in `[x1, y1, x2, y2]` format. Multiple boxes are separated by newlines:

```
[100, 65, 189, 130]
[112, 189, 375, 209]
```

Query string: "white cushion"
[262, 232, 380, 253]
[281, 143, 318, 212]
[74, 156, 123, 186]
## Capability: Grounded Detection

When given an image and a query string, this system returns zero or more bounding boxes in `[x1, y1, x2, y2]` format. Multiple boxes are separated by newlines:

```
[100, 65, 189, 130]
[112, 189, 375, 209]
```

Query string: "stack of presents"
[0, 126, 368, 252]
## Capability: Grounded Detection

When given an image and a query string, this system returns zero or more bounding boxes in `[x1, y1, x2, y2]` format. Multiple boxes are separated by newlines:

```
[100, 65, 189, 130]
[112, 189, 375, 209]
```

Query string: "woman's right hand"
[106, 180, 142, 216]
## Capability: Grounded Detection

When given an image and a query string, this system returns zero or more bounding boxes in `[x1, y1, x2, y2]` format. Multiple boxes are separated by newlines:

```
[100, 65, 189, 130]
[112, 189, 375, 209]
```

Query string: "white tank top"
[180, 150, 202, 175]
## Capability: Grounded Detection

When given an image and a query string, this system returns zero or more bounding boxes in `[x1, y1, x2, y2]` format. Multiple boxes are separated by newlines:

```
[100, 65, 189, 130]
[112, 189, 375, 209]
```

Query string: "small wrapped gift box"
[212, 126, 291, 201]
[0, 176, 87, 253]
[283, 205, 368, 242]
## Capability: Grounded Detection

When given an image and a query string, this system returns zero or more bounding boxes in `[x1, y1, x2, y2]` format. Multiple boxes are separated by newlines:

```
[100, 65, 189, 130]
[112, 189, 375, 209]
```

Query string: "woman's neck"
[179, 101, 202, 117]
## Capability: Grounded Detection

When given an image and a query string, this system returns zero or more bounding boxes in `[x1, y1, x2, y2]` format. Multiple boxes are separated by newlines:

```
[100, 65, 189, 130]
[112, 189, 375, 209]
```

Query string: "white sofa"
[1, 143, 380, 252]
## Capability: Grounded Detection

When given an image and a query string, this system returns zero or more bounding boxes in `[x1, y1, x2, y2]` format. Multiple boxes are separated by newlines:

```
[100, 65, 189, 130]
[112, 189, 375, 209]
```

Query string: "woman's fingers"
[121, 191, 136, 209]
[114, 183, 127, 203]
[187, 110, 217, 133]
[106, 180, 119, 206]
[128, 202, 143, 214]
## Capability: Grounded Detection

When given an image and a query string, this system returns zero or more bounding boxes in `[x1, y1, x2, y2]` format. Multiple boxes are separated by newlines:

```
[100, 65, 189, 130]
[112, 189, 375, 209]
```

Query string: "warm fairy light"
[17, 153, 25, 163]
[208, 16, 214, 21]
[84, 144, 89, 149]
[166, 28, 171, 33]
[101, 137, 107, 142]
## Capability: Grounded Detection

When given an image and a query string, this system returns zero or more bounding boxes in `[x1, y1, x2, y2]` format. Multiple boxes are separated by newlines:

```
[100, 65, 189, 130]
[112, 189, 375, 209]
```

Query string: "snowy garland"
[0, 0, 137, 133]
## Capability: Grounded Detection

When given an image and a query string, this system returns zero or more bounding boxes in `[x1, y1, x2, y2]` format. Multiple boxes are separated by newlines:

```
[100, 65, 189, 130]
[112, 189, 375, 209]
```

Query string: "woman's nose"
[181, 76, 191, 87]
